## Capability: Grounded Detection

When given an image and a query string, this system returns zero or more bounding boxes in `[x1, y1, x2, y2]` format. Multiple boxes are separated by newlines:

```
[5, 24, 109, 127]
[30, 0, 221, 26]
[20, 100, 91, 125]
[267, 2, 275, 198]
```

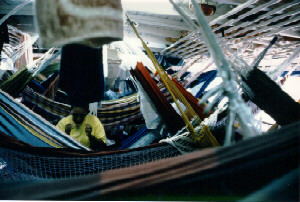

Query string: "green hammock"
[40, 63, 60, 77]
[0, 67, 33, 98]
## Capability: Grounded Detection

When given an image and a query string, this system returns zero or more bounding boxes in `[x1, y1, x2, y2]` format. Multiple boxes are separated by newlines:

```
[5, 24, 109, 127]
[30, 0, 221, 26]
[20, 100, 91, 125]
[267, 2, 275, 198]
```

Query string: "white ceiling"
[1, 0, 299, 62]
[122, 0, 178, 15]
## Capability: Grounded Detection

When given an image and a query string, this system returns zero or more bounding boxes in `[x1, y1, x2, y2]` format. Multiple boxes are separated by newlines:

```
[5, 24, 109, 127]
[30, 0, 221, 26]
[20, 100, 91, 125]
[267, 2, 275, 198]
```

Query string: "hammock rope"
[170, 0, 259, 145]
[126, 14, 219, 147]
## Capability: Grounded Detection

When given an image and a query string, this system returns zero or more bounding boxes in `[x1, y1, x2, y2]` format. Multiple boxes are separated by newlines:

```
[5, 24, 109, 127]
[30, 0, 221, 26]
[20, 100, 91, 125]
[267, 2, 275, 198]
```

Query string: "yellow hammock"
[126, 14, 219, 147]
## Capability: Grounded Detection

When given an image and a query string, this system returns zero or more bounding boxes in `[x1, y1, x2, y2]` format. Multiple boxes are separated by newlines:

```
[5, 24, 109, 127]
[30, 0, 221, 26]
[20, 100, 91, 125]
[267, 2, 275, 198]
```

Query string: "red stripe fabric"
[131, 62, 184, 134]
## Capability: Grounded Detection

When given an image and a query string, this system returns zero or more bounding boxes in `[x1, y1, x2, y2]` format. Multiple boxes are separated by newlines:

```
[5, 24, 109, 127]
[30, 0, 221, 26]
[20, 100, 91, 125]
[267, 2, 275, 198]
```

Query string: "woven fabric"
[21, 87, 143, 129]
[0, 90, 88, 150]
[14, 34, 33, 70]
[171, 77, 209, 120]
[136, 80, 161, 129]
[34, 0, 123, 48]
[21, 87, 70, 119]
[155, 54, 184, 70]
[59, 44, 105, 105]
[194, 70, 217, 98]
[28, 79, 47, 94]
[0, 131, 180, 181]
[243, 68, 300, 125]
[41, 70, 59, 89]
[128, 130, 160, 149]
[131, 62, 185, 134]
[118, 126, 149, 149]
[99, 122, 299, 199]
[40, 63, 60, 78]
[0, 67, 33, 98]
[0, 70, 13, 83]
[0, 121, 298, 200]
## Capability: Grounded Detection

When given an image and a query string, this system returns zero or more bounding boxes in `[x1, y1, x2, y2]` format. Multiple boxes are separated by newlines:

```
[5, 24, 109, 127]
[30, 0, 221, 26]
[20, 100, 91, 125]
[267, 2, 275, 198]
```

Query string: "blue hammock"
[188, 70, 217, 98]
[0, 90, 88, 150]
[119, 126, 149, 149]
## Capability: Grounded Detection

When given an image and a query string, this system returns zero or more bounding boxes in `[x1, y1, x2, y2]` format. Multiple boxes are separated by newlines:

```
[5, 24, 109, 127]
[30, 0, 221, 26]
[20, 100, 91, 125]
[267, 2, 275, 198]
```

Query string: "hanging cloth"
[59, 44, 105, 106]
[135, 80, 161, 130]
[34, 0, 123, 48]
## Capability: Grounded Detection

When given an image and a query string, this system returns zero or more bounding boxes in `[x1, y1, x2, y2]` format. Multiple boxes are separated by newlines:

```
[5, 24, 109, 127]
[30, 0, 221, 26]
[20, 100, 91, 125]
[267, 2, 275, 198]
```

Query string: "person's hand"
[65, 124, 73, 135]
[85, 124, 93, 136]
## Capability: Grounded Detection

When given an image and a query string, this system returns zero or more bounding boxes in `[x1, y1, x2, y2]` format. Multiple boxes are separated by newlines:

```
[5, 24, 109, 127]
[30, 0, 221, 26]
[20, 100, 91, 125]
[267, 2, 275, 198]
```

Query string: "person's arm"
[85, 123, 107, 151]
[56, 118, 73, 135]
[65, 124, 73, 135]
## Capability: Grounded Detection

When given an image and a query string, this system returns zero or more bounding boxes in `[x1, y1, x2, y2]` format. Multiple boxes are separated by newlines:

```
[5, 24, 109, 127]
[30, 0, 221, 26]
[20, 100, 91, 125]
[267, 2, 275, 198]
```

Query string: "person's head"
[71, 104, 90, 125]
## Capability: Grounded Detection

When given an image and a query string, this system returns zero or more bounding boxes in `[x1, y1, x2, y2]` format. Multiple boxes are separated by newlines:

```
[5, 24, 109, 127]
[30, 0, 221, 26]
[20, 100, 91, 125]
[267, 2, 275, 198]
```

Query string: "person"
[56, 104, 107, 150]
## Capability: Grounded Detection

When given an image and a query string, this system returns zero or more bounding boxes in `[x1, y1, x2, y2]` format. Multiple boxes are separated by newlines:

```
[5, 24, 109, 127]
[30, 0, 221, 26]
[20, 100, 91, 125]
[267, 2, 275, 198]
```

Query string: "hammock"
[0, 130, 180, 181]
[0, 48, 60, 98]
[118, 126, 149, 149]
[171, 77, 210, 120]
[0, 121, 298, 200]
[127, 16, 219, 147]
[170, 0, 259, 146]
[0, 67, 33, 98]
[0, 70, 14, 83]
[21, 87, 143, 129]
[241, 40, 300, 126]
[40, 63, 60, 78]
[2, 25, 38, 68]
[243, 68, 300, 125]
[189, 70, 218, 98]
[0, 90, 88, 150]
[20, 66, 210, 130]
[131, 62, 185, 134]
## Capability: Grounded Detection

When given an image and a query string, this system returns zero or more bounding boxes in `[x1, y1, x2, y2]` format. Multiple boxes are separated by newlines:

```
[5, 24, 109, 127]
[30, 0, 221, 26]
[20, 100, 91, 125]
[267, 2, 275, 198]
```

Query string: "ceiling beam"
[127, 13, 190, 31]
[280, 30, 300, 39]
[210, 0, 244, 5]
[124, 30, 173, 45]
[124, 23, 183, 38]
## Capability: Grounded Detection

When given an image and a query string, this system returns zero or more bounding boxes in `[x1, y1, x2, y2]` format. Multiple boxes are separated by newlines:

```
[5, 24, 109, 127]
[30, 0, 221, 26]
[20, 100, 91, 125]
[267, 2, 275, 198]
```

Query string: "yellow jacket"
[56, 114, 106, 148]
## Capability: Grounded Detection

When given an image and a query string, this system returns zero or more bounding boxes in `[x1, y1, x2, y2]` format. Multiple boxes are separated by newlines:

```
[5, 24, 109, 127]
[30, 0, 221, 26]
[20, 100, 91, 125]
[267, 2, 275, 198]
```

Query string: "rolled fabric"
[243, 68, 300, 126]
[34, 0, 123, 48]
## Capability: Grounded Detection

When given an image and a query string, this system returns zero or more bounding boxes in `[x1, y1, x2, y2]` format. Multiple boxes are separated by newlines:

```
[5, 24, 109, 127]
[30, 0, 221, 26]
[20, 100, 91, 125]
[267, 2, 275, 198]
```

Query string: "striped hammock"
[21, 87, 143, 129]
[0, 90, 88, 150]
